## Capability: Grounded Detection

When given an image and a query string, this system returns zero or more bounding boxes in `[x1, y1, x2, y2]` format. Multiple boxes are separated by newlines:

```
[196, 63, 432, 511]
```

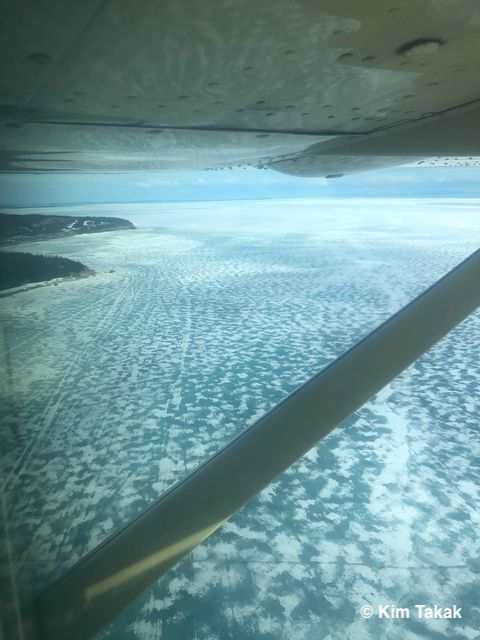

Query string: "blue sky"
[1, 164, 479, 207]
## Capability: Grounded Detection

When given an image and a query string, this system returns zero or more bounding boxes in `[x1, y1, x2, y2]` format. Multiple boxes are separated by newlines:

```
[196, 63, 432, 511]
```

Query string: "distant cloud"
[129, 176, 209, 188]
[129, 178, 181, 188]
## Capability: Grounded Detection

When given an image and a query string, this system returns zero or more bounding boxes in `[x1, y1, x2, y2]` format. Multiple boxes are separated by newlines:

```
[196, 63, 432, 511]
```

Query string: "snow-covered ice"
[0, 198, 479, 639]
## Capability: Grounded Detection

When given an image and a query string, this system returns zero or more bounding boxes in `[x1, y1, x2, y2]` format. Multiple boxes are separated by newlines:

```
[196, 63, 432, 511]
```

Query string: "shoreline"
[0, 270, 96, 298]
[0, 214, 132, 294]
[0, 226, 135, 249]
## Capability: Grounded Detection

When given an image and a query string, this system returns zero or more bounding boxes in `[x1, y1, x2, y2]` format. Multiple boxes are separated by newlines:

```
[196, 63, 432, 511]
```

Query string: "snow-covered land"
[1, 198, 479, 639]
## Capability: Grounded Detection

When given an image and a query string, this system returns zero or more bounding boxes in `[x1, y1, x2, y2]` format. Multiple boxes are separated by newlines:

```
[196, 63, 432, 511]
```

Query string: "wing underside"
[1, 0, 479, 176]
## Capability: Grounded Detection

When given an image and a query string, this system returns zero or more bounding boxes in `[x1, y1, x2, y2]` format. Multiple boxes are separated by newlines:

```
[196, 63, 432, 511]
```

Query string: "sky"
[1, 164, 480, 207]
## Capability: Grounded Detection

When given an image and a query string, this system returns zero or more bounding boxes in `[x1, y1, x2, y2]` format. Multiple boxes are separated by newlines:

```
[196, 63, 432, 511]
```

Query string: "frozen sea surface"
[1, 198, 479, 639]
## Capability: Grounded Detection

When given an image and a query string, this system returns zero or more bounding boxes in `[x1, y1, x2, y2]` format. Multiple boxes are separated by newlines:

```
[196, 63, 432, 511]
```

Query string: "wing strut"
[23, 248, 480, 640]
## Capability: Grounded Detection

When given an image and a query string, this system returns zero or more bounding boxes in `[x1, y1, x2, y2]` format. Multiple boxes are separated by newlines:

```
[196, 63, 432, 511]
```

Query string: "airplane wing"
[1, 0, 479, 175]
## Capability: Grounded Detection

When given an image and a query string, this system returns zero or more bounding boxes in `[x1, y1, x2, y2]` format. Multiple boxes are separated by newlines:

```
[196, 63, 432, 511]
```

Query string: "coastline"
[0, 226, 135, 249]
[0, 212, 133, 294]
[0, 269, 96, 298]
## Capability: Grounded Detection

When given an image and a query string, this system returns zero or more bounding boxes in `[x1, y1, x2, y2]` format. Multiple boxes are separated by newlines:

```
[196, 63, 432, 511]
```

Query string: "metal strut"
[22, 248, 480, 639]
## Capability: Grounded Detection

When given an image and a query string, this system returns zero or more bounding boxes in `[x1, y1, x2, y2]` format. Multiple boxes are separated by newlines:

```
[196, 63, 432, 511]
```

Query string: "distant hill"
[0, 212, 135, 246]
[0, 251, 94, 291]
